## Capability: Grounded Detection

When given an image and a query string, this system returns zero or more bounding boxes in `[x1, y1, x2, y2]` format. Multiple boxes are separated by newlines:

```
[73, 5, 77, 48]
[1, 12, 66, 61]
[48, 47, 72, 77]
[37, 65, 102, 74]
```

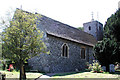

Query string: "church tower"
[83, 20, 103, 41]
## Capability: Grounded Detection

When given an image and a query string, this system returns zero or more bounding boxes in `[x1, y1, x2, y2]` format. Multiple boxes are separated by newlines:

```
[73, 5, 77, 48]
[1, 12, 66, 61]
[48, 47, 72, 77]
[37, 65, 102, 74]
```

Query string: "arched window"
[89, 26, 91, 30]
[99, 26, 101, 31]
[81, 48, 85, 59]
[62, 43, 69, 57]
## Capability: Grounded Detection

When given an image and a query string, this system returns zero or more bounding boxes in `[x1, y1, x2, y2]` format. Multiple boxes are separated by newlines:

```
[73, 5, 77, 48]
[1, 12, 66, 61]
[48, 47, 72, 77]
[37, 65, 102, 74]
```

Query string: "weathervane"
[91, 12, 94, 21]
[118, 1, 120, 9]
[97, 12, 99, 21]
[20, 5, 22, 9]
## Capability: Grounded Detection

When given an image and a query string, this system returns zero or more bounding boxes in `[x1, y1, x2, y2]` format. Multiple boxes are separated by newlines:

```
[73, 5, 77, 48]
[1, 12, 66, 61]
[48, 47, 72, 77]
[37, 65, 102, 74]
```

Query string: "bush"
[88, 60, 103, 73]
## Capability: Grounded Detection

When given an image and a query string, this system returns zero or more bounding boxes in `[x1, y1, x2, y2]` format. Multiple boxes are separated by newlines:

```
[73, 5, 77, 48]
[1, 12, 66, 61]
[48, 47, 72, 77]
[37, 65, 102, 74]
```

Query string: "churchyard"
[0, 70, 42, 79]
[0, 69, 120, 78]
[51, 62, 120, 78]
[1, 2, 120, 80]
[51, 72, 119, 78]
[0, 62, 120, 79]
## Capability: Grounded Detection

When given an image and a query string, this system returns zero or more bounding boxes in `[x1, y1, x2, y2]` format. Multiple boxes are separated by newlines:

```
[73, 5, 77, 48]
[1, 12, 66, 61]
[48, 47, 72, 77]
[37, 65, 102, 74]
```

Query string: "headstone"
[109, 64, 115, 72]
[102, 66, 106, 71]
[75, 68, 79, 72]
[118, 63, 120, 69]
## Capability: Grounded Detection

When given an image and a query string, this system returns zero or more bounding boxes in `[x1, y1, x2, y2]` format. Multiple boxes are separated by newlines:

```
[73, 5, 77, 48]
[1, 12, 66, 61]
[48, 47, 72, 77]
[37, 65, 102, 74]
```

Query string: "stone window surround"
[80, 46, 86, 60]
[61, 43, 69, 58]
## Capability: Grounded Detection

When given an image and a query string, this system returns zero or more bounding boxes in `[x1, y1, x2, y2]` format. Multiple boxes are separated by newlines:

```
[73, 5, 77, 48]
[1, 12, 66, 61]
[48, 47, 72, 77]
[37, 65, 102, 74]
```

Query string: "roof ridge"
[15, 8, 97, 46]
[40, 14, 95, 38]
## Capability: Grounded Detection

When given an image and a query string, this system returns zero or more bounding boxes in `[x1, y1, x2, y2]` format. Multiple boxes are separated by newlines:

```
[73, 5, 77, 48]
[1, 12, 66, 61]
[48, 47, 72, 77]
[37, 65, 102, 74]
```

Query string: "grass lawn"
[51, 72, 120, 78]
[1, 70, 120, 78]
[0, 70, 43, 79]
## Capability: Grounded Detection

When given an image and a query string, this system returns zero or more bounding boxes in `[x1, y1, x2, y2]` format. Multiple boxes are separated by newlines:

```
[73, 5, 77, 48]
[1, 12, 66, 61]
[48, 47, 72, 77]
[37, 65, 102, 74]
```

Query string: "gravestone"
[102, 66, 106, 71]
[117, 63, 120, 69]
[75, 68, 79, 72]
[109, 64, 115, 72]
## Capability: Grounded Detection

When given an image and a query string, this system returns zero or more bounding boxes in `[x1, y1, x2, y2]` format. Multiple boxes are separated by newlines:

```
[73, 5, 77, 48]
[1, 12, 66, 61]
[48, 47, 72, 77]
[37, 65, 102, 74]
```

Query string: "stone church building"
[83, 21, 103, 41]
[17, 9, 103, 73]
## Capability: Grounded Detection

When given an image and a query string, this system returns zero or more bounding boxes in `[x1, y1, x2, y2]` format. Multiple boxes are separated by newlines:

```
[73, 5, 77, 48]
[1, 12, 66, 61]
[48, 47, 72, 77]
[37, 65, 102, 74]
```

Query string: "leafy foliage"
[93, 9, 120, 72]
[104, 9, 120, 42]
[0, 44, 1, 57]
[103, 9, 120, 63]
[94, 38, 118, 65]
[2, 9, 46, 63]
[2, 9, 47, 79]
[78, 27, 84, 31]
[88, 60, 103, 73]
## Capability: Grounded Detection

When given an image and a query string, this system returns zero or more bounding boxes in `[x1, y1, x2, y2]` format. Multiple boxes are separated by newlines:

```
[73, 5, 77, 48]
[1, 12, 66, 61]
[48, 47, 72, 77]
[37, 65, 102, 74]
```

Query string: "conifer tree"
[94, 9, 120, 72]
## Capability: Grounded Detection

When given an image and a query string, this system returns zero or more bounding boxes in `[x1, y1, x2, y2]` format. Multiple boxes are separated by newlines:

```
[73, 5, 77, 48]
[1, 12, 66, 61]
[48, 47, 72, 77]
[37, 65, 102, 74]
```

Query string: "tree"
[0, 44, 1, 59]
[93, 38, 118, 71]
[2, 9, 47, 80]
[104, 9, 120, 63]
[94, 9, 120, 72]
[78, 27, 84, 31]
[104, 9, 120, 42]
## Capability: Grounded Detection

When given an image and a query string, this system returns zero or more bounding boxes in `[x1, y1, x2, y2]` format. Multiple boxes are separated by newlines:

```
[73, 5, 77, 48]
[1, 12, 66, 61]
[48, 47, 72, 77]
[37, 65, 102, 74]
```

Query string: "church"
[18, 9, 103, 73]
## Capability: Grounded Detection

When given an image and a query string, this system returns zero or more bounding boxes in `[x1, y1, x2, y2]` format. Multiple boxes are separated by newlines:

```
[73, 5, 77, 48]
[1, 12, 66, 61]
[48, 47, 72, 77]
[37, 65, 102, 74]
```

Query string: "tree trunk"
[106, 64, 109, 72]
[20, 61, 26, 80]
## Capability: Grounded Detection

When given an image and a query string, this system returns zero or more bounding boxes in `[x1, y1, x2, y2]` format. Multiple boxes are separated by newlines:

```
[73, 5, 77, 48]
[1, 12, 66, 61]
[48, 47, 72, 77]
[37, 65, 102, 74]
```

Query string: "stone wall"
[28, 34, 94, 73]
[83, 21, 103, 41]
[28, 16, 95, 73]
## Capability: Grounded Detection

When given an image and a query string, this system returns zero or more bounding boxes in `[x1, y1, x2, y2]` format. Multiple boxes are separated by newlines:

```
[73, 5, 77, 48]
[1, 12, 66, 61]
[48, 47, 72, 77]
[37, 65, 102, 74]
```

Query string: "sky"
[0, 0, 119, 31]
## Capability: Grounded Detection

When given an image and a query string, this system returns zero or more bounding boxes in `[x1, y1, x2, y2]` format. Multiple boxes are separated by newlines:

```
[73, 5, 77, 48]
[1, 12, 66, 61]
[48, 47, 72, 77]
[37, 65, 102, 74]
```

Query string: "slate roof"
[16, 9, 97, 47]
[38, 15, 97, 47]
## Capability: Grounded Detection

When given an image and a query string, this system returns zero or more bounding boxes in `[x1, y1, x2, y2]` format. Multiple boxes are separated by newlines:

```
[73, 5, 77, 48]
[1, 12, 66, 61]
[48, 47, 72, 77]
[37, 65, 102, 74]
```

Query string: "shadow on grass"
[52, 71, 84, 77]
[102, 70, 120, 75]
[110, 71, 120, 75]
[26, 70, 46, 75]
